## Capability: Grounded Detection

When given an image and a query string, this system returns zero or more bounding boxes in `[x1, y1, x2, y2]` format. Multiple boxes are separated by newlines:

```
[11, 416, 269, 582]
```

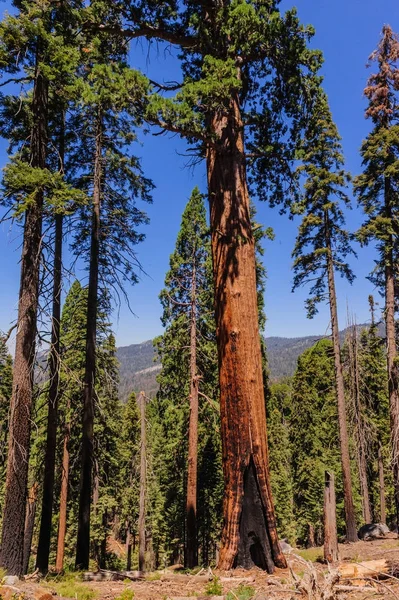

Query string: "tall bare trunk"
[138, 391, 146, 573]
[348, 324, 372, 524]
[186, 263, 198, 569]
[126, 524, 132, 571]
[378, 442, 387, 524]
[55, 411, 71, 573]
[23, 482, 39, 575]
[75, 112, 102, 569]
[323, 471, 339, 563]
[384, 179, 399, 528]
[325, 213, 357, 542]
[0, 53, 48, 576]
[36, 114, 65, 573]
[206, 90, 285, 573]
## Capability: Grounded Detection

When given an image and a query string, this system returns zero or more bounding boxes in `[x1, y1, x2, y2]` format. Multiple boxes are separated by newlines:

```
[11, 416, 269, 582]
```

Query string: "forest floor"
[3, 536, 399, 600]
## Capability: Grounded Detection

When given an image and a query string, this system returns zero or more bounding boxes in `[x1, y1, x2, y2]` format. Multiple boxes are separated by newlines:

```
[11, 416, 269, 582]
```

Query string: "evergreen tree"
[290, 340, 343, 545]
[354, 25, 399, 524]
[152, 188, 220, 566]
[69, 15, 152, 568]
[292, 91, 357, 541]
[105, 0, 323, 571]
[0, 337, 12, 520]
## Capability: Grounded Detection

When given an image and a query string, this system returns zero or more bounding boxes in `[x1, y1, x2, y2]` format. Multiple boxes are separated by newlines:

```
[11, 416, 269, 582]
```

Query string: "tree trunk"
[23, 482, 39, 575]
[384, 179, 399, 528]
[0, 55, 48, 576]
[206, 90, 286, 573]
[126, 524, 132, 571]
[324, 471, 339, 563]
[325, 212, 357, 542]
[75, 111, 102, 570]
[138, 391, 146, 573]
[186, 263, 198, 569]
[378, 442, 386, 524]
[349, 324, 372, 524]
[36, 115, 64, 573]
[55, 413, 71, 573]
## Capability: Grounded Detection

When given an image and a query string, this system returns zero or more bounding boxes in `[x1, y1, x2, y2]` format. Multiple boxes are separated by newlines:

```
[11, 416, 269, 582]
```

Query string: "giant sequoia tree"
[292, 92, 357, 541]
[354, 25, 399, 524]
[106, 0, 323, 571]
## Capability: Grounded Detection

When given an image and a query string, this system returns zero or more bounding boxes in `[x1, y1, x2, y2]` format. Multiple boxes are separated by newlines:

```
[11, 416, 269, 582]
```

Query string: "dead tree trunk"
[55, 412, 71, 573]
[23, 482, 39, 575]
[325, 213, 357, 542]
[378, 442, 387, 524]
[186, 263, 199, 569]
[126, 523, 132, 571]
[75, 111, 103, 570]
[324, 471, 339, 563]
[36, 114, 65, 573]
[384, 180, 399, 528]
[348, 323, 372, 524]
[138, 391, 147, 573]
[206, 89, 286, 572]
[0, 54, 48, 576]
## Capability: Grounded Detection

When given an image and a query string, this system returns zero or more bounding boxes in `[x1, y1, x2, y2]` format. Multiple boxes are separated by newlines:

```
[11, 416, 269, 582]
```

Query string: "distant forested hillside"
[116, 323, 384, 399]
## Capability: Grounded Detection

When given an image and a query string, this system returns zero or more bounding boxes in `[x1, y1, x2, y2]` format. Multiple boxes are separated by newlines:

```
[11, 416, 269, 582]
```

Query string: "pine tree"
[69, 16, 152, 568]
[102, 0, 323, 571]
[290, 340, 343, 545]
[152, 188, 220, 566]
[353, 25, 399, 524]
[292, 91, 357, 541]
[0, 337, 13, 521]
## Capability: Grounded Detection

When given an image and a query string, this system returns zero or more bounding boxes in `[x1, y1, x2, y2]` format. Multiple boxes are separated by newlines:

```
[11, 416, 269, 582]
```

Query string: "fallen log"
[338, 559, 399, 579]
[82, 570, 144, 581]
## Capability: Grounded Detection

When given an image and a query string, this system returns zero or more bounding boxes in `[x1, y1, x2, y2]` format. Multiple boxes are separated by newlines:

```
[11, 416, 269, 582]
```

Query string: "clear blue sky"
[0, 0, 397, 350]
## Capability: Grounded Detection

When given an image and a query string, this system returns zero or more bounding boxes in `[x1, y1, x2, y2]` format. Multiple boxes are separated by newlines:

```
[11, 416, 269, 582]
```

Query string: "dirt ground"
[7, 536, 399, 600]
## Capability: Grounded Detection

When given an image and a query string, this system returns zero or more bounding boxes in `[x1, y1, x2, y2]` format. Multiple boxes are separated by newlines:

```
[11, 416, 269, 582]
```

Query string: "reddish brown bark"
[55, 413, 71, 573]
[75, 112, 102, 570]
[207, 90, 286, 573]
[138, 391, 147, 573]
[23, 482, 39, 575]
[186, 263, 199, 569]
[0, 56, 48, 576]
[326, 213, 357, 542]
[324, 471, 339, 563]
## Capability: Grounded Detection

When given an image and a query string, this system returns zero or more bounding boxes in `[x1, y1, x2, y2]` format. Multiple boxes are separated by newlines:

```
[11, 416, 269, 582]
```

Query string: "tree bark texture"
[186, 263, 199, 569]
[23, 482, 39, 575]
[348, 325, 372, 524]
[324, 471, 339, 563]
[384, 179, 399, 528]
[325, 212, 357, 542]
[0, 57, 48, 576]
[378, 442, 386, 524]
[56, 414, 71, 573]
[138, 391, 147, 573]
[36, 116, 65, 573]
[75, 112, 102, 570]
[206, 91, 286, 573]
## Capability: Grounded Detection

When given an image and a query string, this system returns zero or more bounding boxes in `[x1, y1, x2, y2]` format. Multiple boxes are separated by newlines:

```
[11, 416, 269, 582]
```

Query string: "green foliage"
[354, 26, 399, 290]
[45, 573, 97, 600]
[290, 340, 343, 544]
[149, 189, 222, 565]
[205, 577, 223, 597]
[226, 586, 255, 600]
[292, 91, 354, 318]
[114, 588, 135, 600]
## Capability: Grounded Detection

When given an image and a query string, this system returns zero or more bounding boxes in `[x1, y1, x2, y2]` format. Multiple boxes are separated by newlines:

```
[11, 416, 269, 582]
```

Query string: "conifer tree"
[292, 92, 357, 541]
[290, 340, 343, 545]
[69, 16, 152, 568]
[354, 25, 399, 524]
[153, 188, 219, 566]
[0, 337, 12, 520]
[101, 0, 324, 571]
[0, 0, 83, 574]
